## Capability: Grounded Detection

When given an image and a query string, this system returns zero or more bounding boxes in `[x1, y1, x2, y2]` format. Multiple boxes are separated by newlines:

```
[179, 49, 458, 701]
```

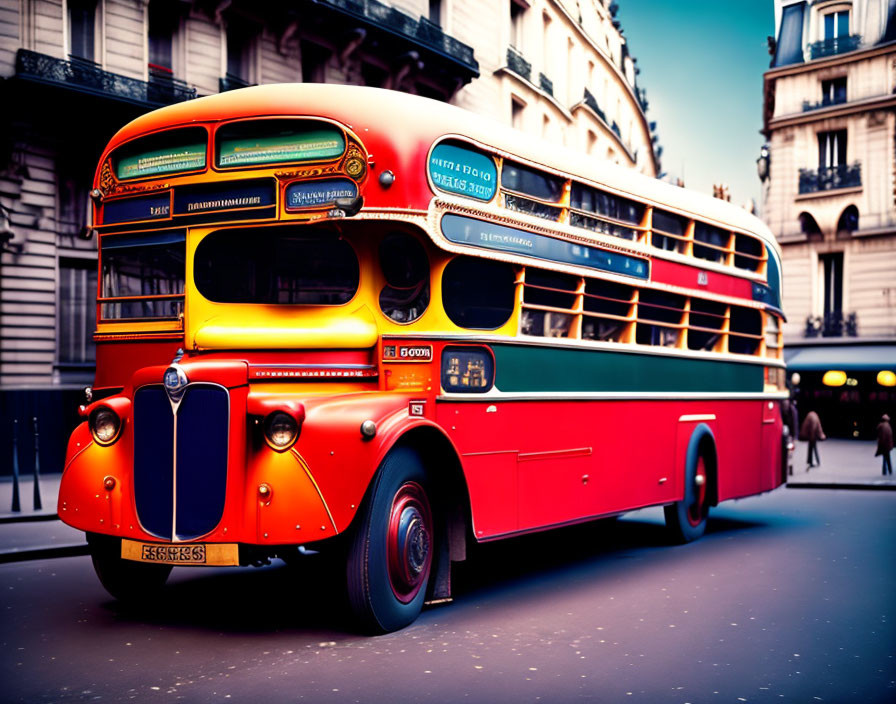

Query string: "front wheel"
[346, 448, 434, 633]
[87, 533, 172, 603]
[664, 454, 710, 543]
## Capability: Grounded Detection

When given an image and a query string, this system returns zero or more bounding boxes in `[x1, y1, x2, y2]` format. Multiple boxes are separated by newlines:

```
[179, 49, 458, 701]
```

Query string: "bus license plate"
[121, 539, 239, 566]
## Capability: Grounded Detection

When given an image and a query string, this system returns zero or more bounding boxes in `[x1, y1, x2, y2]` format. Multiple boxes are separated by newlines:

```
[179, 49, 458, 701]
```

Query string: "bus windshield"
[193, 225, 359, 305]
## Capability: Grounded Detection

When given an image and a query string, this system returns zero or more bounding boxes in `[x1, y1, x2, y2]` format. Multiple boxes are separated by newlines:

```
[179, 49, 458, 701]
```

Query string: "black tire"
[87, 533, 172, 602]
[346, 447, 434, 633]
[664, 453, 710, 544]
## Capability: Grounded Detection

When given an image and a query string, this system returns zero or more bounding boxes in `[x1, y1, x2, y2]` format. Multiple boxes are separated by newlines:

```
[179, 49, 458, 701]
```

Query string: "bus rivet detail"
[360, 420, 377, 439]
[103, 476, 116, 491]
[695, 475, 706, 486]
[258, 483, 272, 500]
[379, 170, 395, 188]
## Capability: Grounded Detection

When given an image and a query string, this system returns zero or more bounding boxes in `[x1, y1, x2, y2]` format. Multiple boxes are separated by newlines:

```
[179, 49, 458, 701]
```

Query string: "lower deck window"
[442, 256, 515, 329]
[194, 225, 359, 304]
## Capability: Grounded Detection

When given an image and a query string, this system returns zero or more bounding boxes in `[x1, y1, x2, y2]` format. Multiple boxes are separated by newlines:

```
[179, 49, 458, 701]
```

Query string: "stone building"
[0, 0, 657, 473]
[761, 0, 896, 437]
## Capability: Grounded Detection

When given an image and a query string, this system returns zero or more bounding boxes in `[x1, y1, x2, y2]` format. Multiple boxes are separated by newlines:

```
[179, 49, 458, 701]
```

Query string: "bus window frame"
[108, 125, 211, 184]
[210, 116, 352, 174]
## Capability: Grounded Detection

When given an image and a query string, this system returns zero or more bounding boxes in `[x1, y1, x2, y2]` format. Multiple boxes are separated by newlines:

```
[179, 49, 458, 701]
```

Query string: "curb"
[786, 481, 896, 491]
[0, 513, 60, 525]
[0, 543, 90, 564]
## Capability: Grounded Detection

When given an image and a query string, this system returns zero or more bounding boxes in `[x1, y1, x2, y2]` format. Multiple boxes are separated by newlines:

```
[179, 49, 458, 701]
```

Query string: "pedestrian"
[799, 410, 825, 469]
[876, 414, 893, 476]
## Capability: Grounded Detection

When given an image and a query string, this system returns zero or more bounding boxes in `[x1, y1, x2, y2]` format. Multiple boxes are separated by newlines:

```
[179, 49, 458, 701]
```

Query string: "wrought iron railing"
[539, 73, 553, 96]
[798, 163, 861, 194]
[15, 49, 196, 107]
[805, 312, 858, 338]
[312, 0, 477, 72]
[219, 75, 252, 93]
[808, 35, 861, 60]
[802, 94, 847, 112]
[506, 46, 531, 81]
[583, 88, 606, 122]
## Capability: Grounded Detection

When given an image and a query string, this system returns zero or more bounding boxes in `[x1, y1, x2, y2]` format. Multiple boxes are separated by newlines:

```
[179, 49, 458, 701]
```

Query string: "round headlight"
[264, 411, 299, 451]
[90, 407, 121, 445]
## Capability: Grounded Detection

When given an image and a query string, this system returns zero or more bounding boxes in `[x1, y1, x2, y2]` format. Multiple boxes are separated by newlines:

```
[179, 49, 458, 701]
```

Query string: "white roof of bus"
[113, 83, 779, 254]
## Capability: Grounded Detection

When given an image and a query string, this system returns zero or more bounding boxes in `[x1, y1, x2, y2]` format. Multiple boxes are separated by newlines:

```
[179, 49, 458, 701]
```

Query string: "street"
[1, 486, 894, 703]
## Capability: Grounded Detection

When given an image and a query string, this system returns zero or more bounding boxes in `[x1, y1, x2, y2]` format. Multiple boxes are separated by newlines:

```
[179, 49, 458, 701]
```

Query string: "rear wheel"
[87, 533, 172, 602]
[664, 454, 710, 543]
[346, 448, 434, 633]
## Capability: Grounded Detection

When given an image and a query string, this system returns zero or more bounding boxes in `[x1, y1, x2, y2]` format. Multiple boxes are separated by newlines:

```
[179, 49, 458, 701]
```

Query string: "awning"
[785, 344, 896, 372]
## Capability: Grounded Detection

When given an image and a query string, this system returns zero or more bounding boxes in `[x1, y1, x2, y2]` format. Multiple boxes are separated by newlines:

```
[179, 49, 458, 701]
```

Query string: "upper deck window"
[112, 127, 207, 181]
[100, 231, 185, 320]
[501, 161, 564, 202]
[215, 120, 345, 169]
[651, 209, 688, 253]
[570, 183, 644, 240]
[194, 226, 359, 305]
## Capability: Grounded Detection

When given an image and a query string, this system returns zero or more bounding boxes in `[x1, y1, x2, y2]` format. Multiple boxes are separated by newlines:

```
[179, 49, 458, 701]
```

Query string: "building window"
[429, 0, 442, 25]
[818, 129, 846, 168]
[511, 96, 525, 130]
[823, 10, 850, 40]
[542, 12, 551, 78]
[821, 77, 847, 106]
[58, 258, 97, 366]
[148, 1, 178, 76]
[772, 1, 805, 67]
[510, 0, 526, 50]
[225, 22, 256, 86]
[68, 0, 96, 62]
[301, 40, 331, 83]
[819, 251, 844, 324]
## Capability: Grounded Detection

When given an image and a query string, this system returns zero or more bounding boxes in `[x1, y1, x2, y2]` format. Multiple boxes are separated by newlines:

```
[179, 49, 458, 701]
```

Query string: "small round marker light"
[258, 483, 272, 500]
[264, 411, 299, 451]
[360, 419, 377, 440]
[103, 476, 116, 491]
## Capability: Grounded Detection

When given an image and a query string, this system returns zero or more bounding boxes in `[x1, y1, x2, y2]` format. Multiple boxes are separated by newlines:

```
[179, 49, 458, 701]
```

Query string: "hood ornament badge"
[163, 359, 188, 411]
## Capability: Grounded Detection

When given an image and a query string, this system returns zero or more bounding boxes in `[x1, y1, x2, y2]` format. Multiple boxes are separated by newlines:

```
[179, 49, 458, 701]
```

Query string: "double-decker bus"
[59, 84, 787, 633]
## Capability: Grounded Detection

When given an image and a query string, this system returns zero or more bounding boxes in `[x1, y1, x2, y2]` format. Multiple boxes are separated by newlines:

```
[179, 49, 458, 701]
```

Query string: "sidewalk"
[0, 474, 88, 562]
[786, 438, 896, 491]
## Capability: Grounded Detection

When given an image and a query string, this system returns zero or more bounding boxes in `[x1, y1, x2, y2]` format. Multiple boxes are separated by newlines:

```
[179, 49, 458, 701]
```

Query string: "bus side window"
[378, 232, 430, 323]
[442, 256, 515, 330]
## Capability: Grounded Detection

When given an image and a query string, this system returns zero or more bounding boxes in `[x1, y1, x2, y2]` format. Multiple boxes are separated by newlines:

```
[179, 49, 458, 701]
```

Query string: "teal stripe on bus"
[492, 343, 764, 393]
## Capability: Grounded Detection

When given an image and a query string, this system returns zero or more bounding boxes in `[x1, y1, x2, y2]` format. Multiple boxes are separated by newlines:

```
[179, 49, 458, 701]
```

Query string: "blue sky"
[616, 0, 774, 210]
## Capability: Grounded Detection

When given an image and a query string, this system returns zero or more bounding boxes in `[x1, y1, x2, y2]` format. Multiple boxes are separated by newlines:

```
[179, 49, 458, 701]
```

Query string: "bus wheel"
[346, 448, 434, 633]
[87, 533, 172, 603]
[664, 454, 710, 543]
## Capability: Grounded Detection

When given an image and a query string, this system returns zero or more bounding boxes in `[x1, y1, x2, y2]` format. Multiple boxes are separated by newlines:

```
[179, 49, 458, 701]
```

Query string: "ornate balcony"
[798, 163, 861, 194]
[539, 73, 553, 96]
[583, 88, 606, 122]
[802, 94, 848, 111]
[219, 75, 252, 93]
[808, 35, 861, 60]
[15, 49, 197, 107]
[506, 46, 531, 82]
[308, 0, 477, 77]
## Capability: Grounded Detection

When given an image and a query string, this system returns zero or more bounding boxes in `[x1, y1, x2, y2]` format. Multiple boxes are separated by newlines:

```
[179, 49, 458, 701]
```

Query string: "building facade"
[0, 0, 657, 474]
[761, 0, 896, 437]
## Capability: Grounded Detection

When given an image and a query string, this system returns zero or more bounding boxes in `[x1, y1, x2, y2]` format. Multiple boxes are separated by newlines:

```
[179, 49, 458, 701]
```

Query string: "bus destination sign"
[441, 213, 649, 279]
[428, 143, 497, 201]
[103, 193, 172, 224]
[217, 130, 346, 167]
[115, 145, 207, 180]
[285, 178, 359, 210]
[173, 179, 276, 215]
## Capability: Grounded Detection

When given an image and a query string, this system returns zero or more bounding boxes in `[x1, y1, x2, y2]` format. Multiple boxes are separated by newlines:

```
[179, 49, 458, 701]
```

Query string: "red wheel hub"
[687, 456, 708, 527]
[386, 481, 433, 604]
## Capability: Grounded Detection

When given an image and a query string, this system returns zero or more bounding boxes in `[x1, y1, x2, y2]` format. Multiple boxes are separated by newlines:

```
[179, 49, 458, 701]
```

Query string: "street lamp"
[756, 144, 770, 181]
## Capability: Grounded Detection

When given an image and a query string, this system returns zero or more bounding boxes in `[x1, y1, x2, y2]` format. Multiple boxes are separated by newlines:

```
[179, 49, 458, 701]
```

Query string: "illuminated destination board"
[216, 122, 346, 168]
[428, 143, 496, 201]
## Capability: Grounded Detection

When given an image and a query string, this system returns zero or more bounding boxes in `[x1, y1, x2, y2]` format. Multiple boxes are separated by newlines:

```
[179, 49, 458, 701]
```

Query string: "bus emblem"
[697, 271, 709, 286]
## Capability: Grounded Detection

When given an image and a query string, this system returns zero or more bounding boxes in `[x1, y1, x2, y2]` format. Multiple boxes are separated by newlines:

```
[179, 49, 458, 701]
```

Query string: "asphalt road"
[1, 488, 894, 703]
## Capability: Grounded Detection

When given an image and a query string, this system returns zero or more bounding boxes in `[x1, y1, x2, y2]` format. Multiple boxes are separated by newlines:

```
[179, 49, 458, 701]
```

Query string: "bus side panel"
[94, 339, 183, 390]
[713, 400, 766, 501]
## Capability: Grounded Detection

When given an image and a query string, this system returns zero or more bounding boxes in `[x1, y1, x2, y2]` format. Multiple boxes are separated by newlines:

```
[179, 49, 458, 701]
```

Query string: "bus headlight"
[264, 411, 300, 451]
[90, 407, 121, 445]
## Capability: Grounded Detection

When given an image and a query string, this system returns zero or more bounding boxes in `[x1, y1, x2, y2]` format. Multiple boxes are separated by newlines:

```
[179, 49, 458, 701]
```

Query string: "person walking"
[799, 410, 825, 469]
[876, 414, 893, 476]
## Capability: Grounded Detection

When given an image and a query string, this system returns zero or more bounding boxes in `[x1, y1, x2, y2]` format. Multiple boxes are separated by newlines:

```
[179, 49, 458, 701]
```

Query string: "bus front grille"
[133, 384, 229, 540]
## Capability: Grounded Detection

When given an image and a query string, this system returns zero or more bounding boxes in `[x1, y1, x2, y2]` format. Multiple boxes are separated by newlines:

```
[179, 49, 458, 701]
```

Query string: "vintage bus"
[59, 84, 787, 633]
